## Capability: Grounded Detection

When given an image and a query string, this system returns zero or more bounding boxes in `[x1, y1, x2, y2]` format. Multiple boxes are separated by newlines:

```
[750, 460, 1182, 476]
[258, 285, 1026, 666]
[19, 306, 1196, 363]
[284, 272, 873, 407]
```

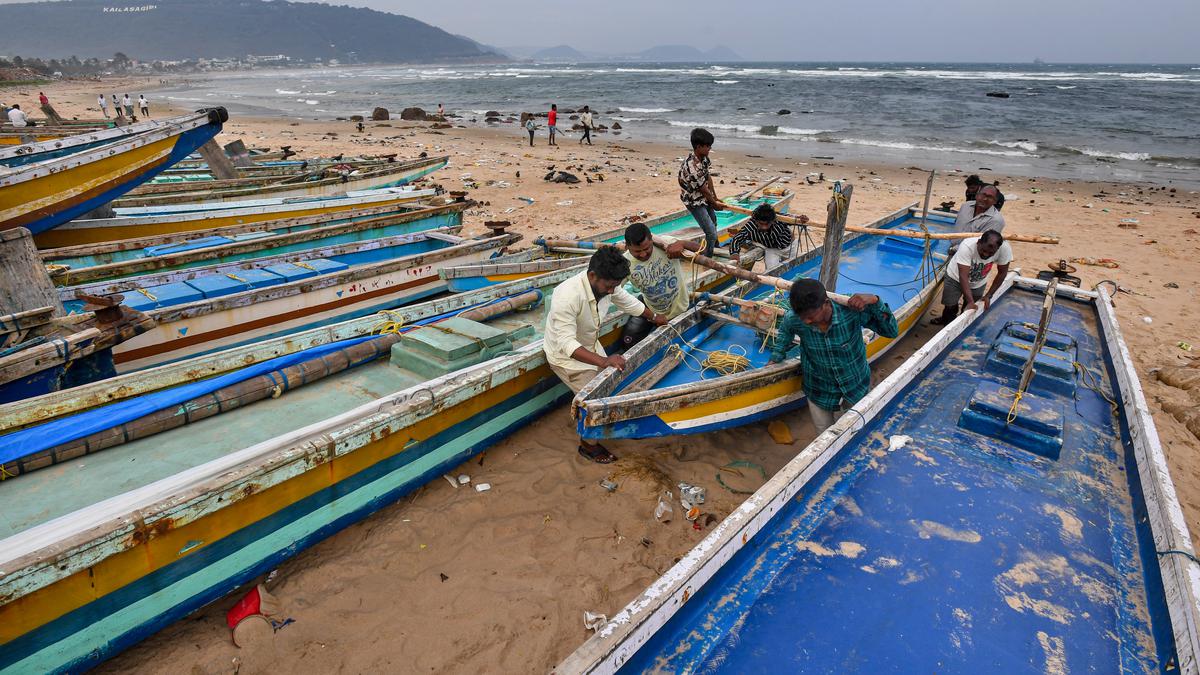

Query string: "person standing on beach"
[544, 246, 667, 464]
[525, 117, 537, 146]
[138, 94, 150, 117]
[113, 95, 124, 120]
[619, 223, 700, 350]
[547, 104, 558, 146]
[98, 94, 110, 118]
[954, 185, 1005, 235]
[7, 104, 29, 127]
[768, 278, 899, 434]
[579, 106, 594, 145]
[122, 94, 134, 118]
[729, 203, 810, 270]
[931, 230, 1012, 326]
[678, 127, 725, 257]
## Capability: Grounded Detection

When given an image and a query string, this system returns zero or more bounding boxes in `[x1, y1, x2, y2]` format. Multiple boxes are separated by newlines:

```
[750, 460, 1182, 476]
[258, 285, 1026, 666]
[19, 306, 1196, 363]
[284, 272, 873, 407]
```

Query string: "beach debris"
[557, 200, 574, 206]
[1120, 218, 1139, 227]
[232, 614, 274, 648]
[1180, 342, 1193, 352]
[717, 460, 768, 494]
[767, 420, 794, 444]
[655, 491, 674, 523]
[543, 171, 580, 184]
[640, 537, 653, 547]
[678, 482, 707, 510]
[986, 92, 1010, 98]
[1166, 282, 1180, 289]
[227, 584, 284, 647]
[1070, 257, 1119, 269]
[1143, 317, 1154, 325]
[583, 611, 608, 633]
[440, 573, 450, 582]
[270, 618, 295, 633]
[888, 435, 914, 452]
[443, 474, 459, 488]
[686, 506, 702, 522]
[457, 474, 471, 485]
[371, 107, 389, 121]
[599, 478, 619, 492]
[778, 109, 792, 115]
[517, 196, 535, 204]
[475, 483, 492, 492]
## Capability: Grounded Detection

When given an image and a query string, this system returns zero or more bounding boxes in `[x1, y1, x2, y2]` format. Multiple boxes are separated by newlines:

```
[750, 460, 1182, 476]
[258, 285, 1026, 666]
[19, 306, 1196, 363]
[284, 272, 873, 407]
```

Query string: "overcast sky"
[302, 0, 1198, 63]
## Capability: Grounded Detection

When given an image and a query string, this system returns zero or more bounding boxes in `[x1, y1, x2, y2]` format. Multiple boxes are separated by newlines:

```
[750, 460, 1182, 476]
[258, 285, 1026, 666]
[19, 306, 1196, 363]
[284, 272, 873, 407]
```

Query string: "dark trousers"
[687, 204, 719, 257]
[528, 130, 534, 146]
[580, 127, 592, 144]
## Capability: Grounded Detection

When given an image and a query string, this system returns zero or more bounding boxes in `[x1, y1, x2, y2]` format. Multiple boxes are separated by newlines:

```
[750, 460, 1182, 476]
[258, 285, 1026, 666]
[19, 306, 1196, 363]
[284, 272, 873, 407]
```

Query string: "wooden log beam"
[681, 251, 850, 306]
[196, 138, 238, 180]
[1, 228, 65, 317]
[819, 184, 853, 292]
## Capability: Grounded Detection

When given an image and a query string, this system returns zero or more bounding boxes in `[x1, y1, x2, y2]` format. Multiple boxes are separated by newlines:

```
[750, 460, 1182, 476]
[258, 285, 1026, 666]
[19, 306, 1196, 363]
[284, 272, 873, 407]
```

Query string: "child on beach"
[547, 104, 558, 146]
[678, 127, 724, 256]
[525, 117, 536, 146]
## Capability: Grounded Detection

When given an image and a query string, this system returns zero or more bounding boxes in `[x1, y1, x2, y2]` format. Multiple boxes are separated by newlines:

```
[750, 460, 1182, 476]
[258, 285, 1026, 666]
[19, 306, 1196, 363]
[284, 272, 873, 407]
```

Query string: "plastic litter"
[678, 482, 707, 510]
[517, 196, 535, 204]
[655, 491, 674, 522]
[887, 435, 913, 452]
[767, 420, 794, 444]
[457, 474, 471, 485]
[443, 474, 459, 488]
[716, 460, 768, 494]
[475, 483, 492, 492]
[599, 479, 619, 492]
[583, 611, 608, 633]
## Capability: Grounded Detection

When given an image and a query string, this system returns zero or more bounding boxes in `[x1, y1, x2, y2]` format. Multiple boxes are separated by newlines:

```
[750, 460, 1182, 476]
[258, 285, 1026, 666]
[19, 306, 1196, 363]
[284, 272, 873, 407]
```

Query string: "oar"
[720, 201, 1059, 245]
[681, 250, 851, 306]
[742, 175, 782, 199]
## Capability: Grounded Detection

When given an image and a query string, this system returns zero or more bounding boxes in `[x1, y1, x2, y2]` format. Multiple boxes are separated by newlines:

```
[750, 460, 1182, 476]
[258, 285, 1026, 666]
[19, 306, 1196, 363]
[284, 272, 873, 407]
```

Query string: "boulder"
[561, 108, 576, 114]
[350, 115, 364, 122]
[519, 112, 534, 125]
[485, 116, 501, 123]
[611, 122, 622, 130]
[400, 106, 429, 120]
[431, 122, 453, 129]
[485, 110, 500, 117]
[569, 114, 580, 120]
[596, 124, 608, 130]
[371, 107, 389, 121]
[572, 123, 585, 131]
[777, 109, 791, 115]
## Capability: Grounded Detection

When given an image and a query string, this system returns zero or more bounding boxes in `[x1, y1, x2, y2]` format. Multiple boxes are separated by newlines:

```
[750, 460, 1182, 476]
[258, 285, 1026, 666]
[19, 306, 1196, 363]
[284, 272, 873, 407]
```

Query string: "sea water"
[152, 61, 1200, 186]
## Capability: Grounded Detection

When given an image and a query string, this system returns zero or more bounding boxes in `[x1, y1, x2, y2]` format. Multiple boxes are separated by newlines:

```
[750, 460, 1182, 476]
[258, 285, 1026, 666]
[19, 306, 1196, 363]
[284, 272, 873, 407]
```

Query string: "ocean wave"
[667, 120, 761, 133]
[275, 89, 300, 95]
[664, 120, 829, 137]
[988, 140, 1039, 152]
[1067, 146, 1151, 161]
[1055, 85, 1076, 89]
[713, 80, 739, 84]
[610, 116, 650, 122]
[619, 106, 676, 113]
[839, 138, 1033, 157]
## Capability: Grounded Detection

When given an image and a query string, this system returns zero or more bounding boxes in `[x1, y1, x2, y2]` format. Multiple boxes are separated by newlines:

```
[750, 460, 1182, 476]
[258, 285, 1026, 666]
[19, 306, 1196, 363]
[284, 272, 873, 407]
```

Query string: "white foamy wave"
[1055, 85, 1076, 89]
[276, 89, 300, 95]
[777, 127, 828, 136]
[839, 138, 1033, 157]
[610, 116, 649, 122]
[300, 99, 319, 105]
[713, 80, 739, 84]
[666, 120, 761, 133]
[988, 140, 1039, 152]
[619, 106, 676, 113]
[1069, 146, 1151, 161]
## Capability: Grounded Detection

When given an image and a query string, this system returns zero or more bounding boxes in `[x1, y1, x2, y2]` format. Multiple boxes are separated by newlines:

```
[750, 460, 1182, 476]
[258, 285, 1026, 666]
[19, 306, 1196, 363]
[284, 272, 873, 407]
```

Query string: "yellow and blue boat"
[0, 109, 228, 236]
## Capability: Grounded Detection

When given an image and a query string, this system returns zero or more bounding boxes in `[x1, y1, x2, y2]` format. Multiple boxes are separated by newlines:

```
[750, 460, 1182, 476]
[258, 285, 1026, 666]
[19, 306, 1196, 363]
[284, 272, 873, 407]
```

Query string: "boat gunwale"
[0, 113, 207, 165]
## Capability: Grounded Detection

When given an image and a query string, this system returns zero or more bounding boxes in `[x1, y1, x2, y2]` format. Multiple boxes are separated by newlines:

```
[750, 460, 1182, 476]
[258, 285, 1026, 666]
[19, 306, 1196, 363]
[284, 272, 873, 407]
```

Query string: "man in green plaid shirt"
[768, 278, 899, 434]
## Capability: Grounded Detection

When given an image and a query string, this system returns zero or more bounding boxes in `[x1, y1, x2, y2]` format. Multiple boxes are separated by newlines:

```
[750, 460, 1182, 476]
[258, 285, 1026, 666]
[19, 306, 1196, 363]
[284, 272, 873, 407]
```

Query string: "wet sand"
[8, 78, 1200, 673]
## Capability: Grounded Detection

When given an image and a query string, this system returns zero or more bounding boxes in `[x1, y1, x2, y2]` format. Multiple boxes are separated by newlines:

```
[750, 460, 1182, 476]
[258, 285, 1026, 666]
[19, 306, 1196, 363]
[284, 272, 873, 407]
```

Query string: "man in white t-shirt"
[932, 230, 1012, 325]
[7, 104, 28, 127]
[98, 94, 109, 118]
[619, 223, 700, 350]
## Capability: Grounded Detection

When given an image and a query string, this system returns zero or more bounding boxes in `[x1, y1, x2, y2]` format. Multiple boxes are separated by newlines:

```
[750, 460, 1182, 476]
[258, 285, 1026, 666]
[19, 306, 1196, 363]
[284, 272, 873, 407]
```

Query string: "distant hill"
[531, 45, 588, 62]
[0, 0, 503, 63]
[636, 45, 744, 62]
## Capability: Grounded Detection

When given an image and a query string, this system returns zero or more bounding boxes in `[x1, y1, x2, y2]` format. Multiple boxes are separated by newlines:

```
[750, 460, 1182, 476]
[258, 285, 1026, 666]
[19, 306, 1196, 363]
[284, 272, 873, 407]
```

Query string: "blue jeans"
[687, 204, 719, 257]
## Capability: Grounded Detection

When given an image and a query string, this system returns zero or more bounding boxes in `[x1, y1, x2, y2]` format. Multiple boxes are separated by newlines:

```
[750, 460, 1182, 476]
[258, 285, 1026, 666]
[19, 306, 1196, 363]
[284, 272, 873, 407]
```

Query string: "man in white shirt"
[544, 246, 666, 463]
[932, 230, 1013, 325]
[98, 94, 109, 118]
[7, 104, 28, 127]
[138, 95, 149, 117]
[954, 185, 1006, 235]
[122, 94, 134, 118]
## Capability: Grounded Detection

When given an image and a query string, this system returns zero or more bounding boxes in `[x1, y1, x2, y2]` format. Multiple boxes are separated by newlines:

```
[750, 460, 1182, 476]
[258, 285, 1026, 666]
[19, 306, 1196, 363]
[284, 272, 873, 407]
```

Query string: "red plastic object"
[226, 586, 263, 629]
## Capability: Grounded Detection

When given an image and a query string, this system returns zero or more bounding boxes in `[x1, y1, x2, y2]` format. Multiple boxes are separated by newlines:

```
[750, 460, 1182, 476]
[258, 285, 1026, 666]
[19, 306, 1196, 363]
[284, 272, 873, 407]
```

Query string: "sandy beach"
[7, 76, 1200, 673]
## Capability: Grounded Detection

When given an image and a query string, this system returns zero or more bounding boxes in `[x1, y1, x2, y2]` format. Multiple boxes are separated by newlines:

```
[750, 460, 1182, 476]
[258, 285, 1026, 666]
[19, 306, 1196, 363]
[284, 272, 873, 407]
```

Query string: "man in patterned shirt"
[768, 278, 899, 434]
[678, 127, 725, 257]
[729, 203, 810, 270]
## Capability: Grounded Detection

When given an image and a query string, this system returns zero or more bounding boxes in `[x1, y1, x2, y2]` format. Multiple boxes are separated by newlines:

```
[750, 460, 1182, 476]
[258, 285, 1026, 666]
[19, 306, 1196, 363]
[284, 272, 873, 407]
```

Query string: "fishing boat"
[136, 156, 404, 191]
[53, 227, 518, 372]
[573, 204, 955, 439]
[439, 188, 794, 292]
[559, 275, 1200, 674]
[0, 121, 116, 145]
[113, 155, 449, 207]
[43, 198, 471, 284]
[0, 254, 744, 673]
[0, 109, 228, 236]
[32, 185, 439, 248]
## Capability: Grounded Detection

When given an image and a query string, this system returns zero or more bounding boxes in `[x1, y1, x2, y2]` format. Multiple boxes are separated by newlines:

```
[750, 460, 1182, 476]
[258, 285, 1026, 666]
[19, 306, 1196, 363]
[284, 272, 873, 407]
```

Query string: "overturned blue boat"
[559, 275, 1200, 674]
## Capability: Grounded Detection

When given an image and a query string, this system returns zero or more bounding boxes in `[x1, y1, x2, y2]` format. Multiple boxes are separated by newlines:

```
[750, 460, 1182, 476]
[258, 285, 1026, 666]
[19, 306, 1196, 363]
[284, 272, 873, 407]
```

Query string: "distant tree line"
[0, 52, 187, 78]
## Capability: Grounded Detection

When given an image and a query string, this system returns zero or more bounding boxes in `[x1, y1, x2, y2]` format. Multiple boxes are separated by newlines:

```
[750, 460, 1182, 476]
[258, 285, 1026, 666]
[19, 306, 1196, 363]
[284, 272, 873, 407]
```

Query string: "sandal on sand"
[578, 444, 618, 464]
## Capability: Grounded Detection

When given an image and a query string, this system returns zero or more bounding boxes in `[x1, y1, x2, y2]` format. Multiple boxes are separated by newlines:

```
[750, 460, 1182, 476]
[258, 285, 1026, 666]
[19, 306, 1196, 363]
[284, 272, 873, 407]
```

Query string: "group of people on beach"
[524, 104, 595, 147]
[96, 93, 150, 121]
[544, 126, 1015, 463]
[2, 92, 59, 127]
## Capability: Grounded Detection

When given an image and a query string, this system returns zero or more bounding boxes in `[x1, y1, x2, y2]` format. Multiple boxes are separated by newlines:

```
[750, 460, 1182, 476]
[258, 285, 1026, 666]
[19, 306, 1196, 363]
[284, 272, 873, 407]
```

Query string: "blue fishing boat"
[573, 204, 956, 439]
[0, 110, 228, 236]
[559, 275, 1200, 674]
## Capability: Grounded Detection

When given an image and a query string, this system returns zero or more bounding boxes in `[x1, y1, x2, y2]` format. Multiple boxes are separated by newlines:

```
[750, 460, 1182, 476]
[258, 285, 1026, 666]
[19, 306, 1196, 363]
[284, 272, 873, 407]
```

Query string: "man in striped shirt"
[729, 203, 809, 270]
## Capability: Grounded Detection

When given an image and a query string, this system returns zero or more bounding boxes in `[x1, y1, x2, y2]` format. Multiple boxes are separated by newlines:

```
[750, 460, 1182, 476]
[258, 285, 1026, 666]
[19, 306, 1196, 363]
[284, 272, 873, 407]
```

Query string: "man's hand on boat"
[965, 296, 991, 312]
[846, 293, 882, 311]
[602, 355, 628, 371]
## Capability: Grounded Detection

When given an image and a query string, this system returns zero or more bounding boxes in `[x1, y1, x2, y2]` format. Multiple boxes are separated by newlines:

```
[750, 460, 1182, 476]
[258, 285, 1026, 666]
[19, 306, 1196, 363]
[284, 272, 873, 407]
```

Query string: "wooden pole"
[743, 176, 782, 199]
[0, 228, 65, 317]
[819, 183, 853, 293]
[196, 138, 238, 180]
[721, 202, 1059, 244]
[917, 170, 935, 232]
[682, 251, 850, 306]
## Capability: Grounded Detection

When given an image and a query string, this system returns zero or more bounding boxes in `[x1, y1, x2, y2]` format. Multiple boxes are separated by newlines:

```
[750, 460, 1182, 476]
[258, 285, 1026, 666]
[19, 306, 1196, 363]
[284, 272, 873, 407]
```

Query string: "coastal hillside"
[0, 0, 501, 63]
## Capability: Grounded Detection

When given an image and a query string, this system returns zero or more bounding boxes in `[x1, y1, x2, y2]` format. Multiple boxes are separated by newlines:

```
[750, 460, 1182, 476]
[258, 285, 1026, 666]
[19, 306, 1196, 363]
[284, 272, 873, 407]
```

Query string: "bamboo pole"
[819, 184, 853, 292]
[743, 175, 782, 199]
[721, 201, 1058, 244]
[682, 251, 850, 306]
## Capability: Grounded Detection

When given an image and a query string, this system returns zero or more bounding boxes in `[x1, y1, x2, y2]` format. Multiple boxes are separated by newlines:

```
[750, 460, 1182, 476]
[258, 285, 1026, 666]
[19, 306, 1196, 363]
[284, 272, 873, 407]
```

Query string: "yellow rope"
[0, 463, 14, 481]
[294, 262, 318, 271]
[1075, 361, 1118, 410]
[664, 323, 751, 378]
[371, 310, 407, 335]
[226, 273, 246, 283]
[134, 287, 157, 302]
[1006, 390, 1024, 424]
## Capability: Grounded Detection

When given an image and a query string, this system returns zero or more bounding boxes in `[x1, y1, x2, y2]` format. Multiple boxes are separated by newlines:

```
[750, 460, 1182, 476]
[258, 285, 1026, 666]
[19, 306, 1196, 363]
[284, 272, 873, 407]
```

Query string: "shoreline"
[12, 76, 1200, 674]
